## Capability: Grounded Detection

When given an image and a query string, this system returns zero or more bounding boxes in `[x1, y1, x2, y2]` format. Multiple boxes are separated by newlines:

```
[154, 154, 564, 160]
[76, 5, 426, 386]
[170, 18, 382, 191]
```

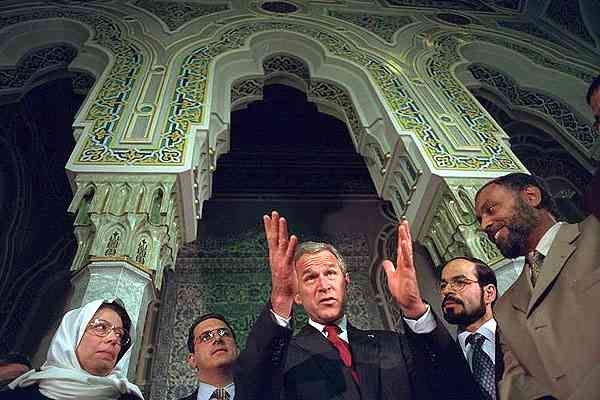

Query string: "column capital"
[416, 176, 505, 269]
[67, 173, 180, 290]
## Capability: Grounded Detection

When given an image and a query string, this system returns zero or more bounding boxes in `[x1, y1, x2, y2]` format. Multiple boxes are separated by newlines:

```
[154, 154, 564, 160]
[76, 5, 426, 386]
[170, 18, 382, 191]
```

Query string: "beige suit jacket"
[495, 215, 600, 400]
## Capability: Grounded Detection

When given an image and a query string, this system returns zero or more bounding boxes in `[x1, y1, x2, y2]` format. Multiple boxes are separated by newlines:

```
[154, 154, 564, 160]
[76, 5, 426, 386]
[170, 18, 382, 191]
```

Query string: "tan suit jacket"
[495, 215, 600, 400]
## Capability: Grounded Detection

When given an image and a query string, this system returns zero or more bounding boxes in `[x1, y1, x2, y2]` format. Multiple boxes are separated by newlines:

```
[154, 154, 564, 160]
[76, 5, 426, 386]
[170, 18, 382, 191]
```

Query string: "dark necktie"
[527, 250, 544, 287]
[467, 332, 496, 400]
[324, 325, 359, 384]
[209, 388, 230, 400]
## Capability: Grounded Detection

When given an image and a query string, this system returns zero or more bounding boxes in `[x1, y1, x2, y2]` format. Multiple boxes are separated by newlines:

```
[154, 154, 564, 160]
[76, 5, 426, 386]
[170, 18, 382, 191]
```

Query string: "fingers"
[382, 260, 396, 277]
[285, 235, 298, 265]
[264, 211, 280, 245]
[396, 220, 414, 270]
[278, 216, 289, 250]
[264, 211, 297, 256]
[263, 214, 272, 241]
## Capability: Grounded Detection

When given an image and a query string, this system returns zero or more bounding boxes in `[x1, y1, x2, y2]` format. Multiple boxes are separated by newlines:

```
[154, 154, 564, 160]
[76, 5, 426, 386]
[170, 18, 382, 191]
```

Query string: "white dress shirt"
[196, 381, 235, 400]
[271, 310, 350, 343]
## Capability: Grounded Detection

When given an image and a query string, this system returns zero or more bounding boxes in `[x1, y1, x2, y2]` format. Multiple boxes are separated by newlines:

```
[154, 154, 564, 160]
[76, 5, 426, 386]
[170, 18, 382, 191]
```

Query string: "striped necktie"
[209, 388, 230, 400]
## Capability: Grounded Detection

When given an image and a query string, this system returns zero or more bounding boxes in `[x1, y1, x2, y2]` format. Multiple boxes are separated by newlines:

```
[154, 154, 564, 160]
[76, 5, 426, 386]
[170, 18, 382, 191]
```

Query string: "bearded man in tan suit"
[474, 171, 600, 400]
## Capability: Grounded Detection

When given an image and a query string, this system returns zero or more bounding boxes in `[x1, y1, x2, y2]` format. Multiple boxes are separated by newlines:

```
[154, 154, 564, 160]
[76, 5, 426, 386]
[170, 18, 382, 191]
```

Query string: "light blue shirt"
[457, 318, 497, 370]
[196, 381, 235, 400]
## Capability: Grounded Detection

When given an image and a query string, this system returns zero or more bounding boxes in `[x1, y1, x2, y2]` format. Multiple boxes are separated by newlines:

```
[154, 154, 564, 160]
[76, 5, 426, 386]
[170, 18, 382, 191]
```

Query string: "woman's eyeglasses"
[86, 318, 130, 346]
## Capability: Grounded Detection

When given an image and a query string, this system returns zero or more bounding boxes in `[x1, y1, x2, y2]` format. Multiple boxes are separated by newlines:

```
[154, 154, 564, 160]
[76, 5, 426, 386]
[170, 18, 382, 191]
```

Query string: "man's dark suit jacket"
[235, 303, 479, 400]
[407, 319, 504, 399]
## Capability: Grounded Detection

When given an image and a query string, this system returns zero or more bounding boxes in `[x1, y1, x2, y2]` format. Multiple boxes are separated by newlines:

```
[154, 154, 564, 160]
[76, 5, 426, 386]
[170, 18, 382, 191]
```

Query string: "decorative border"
[171, 19, 521, 170]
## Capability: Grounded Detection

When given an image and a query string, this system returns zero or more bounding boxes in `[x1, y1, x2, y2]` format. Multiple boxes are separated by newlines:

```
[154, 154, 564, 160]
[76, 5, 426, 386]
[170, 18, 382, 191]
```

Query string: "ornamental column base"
[70, 260, 156, 380]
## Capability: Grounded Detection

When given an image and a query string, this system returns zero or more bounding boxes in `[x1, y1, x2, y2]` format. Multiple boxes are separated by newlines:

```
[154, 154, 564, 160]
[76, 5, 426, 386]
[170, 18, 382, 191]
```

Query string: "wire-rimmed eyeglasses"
[438, 277, 479, 293]
[86, 318, 130, 346]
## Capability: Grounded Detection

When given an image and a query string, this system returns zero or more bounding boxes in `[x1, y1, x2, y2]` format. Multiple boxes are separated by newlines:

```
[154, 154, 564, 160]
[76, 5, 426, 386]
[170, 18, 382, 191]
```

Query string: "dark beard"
[494, 197, 540, 258]
[442, 292, 486, 326]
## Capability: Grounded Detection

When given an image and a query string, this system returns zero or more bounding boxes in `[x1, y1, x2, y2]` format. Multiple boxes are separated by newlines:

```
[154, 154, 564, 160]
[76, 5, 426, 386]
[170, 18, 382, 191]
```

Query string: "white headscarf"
[9, 299, 144, 400]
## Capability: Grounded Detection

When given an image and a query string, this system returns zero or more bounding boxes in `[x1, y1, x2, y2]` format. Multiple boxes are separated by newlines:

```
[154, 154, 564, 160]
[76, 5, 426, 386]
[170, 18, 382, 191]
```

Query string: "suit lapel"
[527, 223, 579, 316]
[348, 324, 380, 400]
[509, 269, 531, 315]
[294, 324, 361, 400]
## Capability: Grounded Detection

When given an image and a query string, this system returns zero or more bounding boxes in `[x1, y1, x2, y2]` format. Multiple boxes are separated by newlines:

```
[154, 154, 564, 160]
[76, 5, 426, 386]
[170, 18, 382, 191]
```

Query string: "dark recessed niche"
[435, 13, 472, 26]
[261, 1, 298, 14]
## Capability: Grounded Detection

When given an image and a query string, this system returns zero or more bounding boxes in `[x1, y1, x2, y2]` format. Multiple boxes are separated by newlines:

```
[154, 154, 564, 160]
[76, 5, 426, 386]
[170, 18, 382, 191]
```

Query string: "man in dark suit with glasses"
[178, 314, 239, 400]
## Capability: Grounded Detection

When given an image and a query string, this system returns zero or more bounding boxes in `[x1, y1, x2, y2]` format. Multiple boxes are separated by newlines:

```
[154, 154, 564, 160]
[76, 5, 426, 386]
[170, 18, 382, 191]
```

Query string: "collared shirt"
[536, 221, 564, 257]
[523, 221, 564, 287]
[196, 381, 235, 400]
[271, 310, 350, 343]
[308, 315, 349, 343]
[457, 318, 497, 371]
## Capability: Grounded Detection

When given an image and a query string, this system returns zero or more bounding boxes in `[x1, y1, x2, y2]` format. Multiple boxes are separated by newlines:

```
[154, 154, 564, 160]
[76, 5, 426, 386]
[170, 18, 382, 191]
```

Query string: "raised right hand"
[264, 210, 298, 318]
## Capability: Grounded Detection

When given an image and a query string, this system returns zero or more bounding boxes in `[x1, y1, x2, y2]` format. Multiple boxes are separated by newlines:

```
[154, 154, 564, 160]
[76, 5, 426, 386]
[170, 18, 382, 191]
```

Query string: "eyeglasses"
[438, 277, 479, 293]
[195, 327, 233, 344]
[86, 318, 130, 346]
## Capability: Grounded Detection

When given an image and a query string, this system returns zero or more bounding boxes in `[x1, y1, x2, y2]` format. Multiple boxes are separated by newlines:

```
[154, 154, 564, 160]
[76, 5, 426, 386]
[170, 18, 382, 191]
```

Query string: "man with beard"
[385, 224, 500, 399]
[475, 172, 600, 400]
[436, 257, 501, 399]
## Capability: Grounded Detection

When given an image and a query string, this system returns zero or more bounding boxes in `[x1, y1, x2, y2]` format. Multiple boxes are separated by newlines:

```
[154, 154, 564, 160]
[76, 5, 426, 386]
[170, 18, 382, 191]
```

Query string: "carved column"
[66, 174, 180, 378]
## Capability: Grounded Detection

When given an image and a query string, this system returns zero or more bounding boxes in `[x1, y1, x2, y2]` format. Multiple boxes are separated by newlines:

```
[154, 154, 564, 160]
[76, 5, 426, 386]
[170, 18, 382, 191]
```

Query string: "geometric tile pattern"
[135, 0, 229, 32]
[0, 7, 147, 165]
[425, 32, 521, 170]
[176, 20, 521, 171]
[328, 10, 413, 43]
[469, 63, 598, 152]
[0, 44, 77, 90]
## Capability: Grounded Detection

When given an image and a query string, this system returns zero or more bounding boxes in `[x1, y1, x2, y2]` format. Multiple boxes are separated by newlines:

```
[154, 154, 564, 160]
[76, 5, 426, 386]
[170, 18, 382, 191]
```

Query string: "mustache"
[485, 224, 504, 242]
[442, 295, 464, 307]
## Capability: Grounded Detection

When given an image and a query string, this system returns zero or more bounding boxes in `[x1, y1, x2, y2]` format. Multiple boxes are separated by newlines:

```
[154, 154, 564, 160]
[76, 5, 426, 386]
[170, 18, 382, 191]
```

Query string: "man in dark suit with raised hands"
[236, 211, 477, 400]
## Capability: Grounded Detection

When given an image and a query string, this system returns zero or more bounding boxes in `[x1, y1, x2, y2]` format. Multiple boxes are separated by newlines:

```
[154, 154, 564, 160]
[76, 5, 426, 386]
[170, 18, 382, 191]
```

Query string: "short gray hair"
[293, 241, 347, 273]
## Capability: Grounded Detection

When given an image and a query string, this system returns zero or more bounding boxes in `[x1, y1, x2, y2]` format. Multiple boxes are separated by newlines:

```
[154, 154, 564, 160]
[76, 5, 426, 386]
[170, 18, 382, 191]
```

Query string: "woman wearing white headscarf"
[1, 299, 143, 400]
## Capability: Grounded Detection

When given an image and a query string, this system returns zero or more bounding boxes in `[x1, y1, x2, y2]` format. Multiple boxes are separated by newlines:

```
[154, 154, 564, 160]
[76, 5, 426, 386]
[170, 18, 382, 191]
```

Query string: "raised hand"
[264, 210, 298, 318]
[382, 220, 427, 319]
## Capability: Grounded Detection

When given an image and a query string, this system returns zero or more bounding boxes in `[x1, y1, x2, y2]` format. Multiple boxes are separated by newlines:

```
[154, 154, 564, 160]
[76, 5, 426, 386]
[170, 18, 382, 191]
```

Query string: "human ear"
[484, 284, 497, 305]
[522, 185, 542, 208]
[186, 353, 197, 370]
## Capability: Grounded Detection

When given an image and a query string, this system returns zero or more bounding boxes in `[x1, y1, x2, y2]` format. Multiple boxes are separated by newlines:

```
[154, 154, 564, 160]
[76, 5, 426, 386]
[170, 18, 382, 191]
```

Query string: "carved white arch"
[0, 18, 109, 86]
[169, 24, 434, 241]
